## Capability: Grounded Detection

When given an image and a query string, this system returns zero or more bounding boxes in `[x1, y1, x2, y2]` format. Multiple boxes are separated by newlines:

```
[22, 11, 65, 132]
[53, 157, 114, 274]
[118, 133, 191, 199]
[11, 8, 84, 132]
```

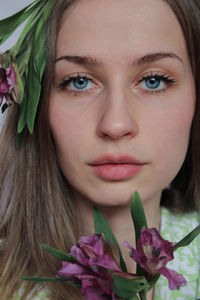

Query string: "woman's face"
[49, 0, 195, 207]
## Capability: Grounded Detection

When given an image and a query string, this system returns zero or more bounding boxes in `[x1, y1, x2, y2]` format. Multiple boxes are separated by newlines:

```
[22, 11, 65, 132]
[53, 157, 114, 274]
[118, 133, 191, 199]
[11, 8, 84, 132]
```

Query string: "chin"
[82, 186, 136, 208]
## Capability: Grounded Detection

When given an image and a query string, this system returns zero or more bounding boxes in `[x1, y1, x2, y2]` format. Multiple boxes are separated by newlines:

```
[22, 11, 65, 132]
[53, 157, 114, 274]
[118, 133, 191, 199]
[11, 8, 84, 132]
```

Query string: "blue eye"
[145, 77, 161, 90]
[73, 78, 89, 90]
[138, 74, 175, 93]
[58, 75, 95, 92]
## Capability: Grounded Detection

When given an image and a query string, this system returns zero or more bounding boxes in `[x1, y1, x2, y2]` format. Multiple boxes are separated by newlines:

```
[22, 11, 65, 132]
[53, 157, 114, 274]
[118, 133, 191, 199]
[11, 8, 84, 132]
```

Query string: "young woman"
[0, 0, 200, 299]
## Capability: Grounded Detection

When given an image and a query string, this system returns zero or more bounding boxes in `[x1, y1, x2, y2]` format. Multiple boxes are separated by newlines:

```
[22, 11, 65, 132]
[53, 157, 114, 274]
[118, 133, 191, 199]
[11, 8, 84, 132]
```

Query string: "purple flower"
[0, 62, 17, 106]
[124, 228, 186, 290]
[58, 234, 124, 299]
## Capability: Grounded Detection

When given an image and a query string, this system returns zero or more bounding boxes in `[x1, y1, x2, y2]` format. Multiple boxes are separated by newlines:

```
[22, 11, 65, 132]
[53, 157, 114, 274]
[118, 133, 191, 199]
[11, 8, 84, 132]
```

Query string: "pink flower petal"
[0, 80, 9, 93]
[57, 234, 125, 299]
[58, 261, 89, 278]
[125, 228, 175, 276]
[81, 276, 112, 300]
[6, 66, 16, 89]
[158, 266, 187, 290]
[80, 234, 105, 256]
[89, 255, 121, 272]
[124, 241, 149, 273]
[70, 244, 89, 267]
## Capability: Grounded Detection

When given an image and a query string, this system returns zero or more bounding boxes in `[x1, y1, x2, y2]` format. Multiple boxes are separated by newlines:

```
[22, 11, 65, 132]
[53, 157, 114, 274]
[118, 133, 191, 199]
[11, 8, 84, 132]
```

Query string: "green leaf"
[112, 275, 149, 299]
[20, 276, 81, 288]
[26, 59, 41, 133]
[16, 0, 55, 135]
[16, 45, 32, 76]
[147, 274, 160, 291]
[11, 1, 44, 57]
[131, 192, 148, 244]
[33, 22, 47, 80]
[0, 0, 40, 45]
[41, 244, 77, 263]
[17, 84, 28, 134]
[21, 276, 63, 283]
[173, 224, 200, 252]
[94, 207, 127, 272]
[131, 192, 147, 276]
[17, 48, 41, 134]
[31, 0, 53, 80]
[128, 296, 140, 300]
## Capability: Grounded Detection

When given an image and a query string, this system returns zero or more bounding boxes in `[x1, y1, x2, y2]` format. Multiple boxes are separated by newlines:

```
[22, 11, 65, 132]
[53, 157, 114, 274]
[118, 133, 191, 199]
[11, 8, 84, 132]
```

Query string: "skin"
[49, 1, 195, 296]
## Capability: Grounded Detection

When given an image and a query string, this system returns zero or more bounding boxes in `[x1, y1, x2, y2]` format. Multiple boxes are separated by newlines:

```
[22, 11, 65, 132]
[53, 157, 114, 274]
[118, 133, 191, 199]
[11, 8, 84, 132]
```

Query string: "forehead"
[56, 0, 188, 66]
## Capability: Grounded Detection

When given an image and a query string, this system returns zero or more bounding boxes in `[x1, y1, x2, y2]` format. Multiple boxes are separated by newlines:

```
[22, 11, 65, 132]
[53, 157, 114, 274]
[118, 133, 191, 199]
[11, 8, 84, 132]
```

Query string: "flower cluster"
[0, 0, 54, 137]
[0, 55, 17, 108]
[58, 234, 126, 300]
[124, 228, 187, 290]
[21, 192, 200, 300]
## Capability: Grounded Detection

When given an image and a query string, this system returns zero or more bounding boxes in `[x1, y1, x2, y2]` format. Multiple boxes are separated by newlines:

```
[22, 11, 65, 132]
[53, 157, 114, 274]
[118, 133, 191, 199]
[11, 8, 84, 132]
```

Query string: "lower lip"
[91, 163, 143, 181]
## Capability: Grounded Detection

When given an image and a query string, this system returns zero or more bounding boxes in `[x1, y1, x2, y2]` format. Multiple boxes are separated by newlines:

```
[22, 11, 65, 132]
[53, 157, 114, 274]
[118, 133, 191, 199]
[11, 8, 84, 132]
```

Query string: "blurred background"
[0, 1, 32, 127]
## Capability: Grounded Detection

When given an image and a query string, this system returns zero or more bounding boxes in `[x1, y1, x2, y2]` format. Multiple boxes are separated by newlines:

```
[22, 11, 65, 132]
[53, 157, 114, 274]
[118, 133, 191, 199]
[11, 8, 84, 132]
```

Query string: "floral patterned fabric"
[13, 207, 200, 299]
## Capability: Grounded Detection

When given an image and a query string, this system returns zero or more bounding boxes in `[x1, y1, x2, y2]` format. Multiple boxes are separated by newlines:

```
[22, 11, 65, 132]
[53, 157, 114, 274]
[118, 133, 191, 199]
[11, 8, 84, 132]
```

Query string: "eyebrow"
[55, 55, 102, 67]
[135, 52, 183, 65]
[55, 52, 183, 67]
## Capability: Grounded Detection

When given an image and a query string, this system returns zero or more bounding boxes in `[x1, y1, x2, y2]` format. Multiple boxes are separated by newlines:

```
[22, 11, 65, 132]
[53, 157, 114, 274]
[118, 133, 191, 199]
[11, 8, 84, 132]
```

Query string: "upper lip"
[89, 154, 144, 165]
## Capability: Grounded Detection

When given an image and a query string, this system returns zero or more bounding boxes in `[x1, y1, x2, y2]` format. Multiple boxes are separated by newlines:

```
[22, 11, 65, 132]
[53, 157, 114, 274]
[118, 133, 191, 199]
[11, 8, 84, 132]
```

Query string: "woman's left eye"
[58, 75, 95, 92]
[138, 74, 175, 93]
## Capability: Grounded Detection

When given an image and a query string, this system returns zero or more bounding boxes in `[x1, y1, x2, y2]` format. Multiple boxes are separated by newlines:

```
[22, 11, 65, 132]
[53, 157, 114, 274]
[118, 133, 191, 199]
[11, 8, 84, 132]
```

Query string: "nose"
[96, 89, 138, 140]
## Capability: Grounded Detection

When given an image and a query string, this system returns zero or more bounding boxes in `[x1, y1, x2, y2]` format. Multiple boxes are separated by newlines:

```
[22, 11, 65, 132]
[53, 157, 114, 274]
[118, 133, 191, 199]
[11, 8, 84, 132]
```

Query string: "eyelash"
[57, 72, 176, 95]
[57, 73, 97, 93]
[137, 72, 176, 94]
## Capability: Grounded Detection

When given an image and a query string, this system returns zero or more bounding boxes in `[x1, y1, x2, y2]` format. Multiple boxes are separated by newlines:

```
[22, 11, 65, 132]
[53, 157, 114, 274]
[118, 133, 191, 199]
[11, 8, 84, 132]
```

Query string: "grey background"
[0, 1, 32, 126]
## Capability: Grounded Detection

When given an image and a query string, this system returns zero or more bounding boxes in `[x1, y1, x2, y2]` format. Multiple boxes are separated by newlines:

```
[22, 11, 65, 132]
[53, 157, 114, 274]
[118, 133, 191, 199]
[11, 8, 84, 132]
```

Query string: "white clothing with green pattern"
[13, 207, 200, 299]
[154, 207, 200, 300]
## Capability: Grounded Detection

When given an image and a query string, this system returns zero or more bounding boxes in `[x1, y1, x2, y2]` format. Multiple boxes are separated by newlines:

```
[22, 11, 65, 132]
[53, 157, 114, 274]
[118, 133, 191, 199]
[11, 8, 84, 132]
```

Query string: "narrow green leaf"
[31, 0, 54, 79]
[16, 46, 40, 136]
[15, 34, 32, 71]
[17, 85, 28, 134]
[20, 276, 81, 288]
[11, 1, 44, 57]
[147, 274, 160, 291]
[0, 0, 40, 45]
[33, 22, 47, 80]
[26, 61, 41, 133]
[131, 192, 147, 276]
[21, 276, 63, 283]
[94, 207, 127, 272]
[173, 224, 200, 252]
[41, 244, 77, 262]
[16, 0, 54, 135]
[131, 192, 147, 244]
[112, 275, 149, 299]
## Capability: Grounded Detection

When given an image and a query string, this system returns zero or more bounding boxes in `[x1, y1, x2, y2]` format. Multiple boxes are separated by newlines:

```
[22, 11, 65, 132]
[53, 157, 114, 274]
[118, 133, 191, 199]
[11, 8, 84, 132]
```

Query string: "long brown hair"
[0, 0, 200, 299]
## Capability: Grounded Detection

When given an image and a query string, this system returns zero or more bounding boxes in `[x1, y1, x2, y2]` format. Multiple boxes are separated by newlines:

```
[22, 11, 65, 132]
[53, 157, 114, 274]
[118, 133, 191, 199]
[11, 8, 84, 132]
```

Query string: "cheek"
[48, 101, 91, 166]
[149, 94, 195, 176]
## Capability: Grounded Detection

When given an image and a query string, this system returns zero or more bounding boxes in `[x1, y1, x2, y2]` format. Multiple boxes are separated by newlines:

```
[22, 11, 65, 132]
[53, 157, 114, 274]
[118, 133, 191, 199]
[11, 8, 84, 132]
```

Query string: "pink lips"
[89, 154, 144, 181]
